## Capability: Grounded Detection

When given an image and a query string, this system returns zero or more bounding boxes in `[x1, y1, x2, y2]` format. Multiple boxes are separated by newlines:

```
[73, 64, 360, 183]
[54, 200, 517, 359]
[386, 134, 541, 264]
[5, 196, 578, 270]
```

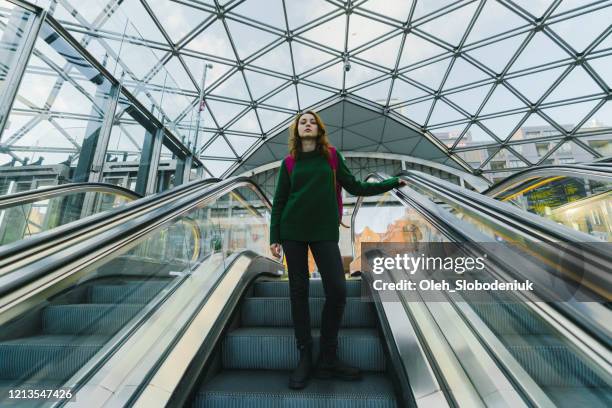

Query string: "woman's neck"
[301, 139, 316, 152]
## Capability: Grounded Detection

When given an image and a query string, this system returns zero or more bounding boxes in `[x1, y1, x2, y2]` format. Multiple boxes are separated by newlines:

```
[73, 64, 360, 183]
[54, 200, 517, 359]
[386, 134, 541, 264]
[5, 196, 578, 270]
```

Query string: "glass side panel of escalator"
[0, 188, 136, 246]
[491, 174, 611, 241]
[0, 184, 270, 405]
[353, 185, 611, 407]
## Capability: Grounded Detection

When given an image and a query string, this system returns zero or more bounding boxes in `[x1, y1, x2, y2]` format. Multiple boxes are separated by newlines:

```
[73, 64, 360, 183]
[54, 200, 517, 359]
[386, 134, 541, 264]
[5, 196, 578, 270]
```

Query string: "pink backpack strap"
[284, 154, 295, 175]
[327, 146, 338, 170]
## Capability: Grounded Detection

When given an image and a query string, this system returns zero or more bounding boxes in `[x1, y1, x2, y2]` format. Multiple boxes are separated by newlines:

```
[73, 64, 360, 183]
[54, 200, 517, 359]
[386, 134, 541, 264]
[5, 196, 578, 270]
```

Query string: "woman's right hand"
[270, 243, 282, 259]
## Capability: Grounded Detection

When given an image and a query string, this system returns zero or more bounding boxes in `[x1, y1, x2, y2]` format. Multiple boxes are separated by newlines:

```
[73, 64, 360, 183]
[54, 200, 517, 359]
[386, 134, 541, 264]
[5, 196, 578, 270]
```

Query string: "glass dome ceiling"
[44, 0, 612, 177]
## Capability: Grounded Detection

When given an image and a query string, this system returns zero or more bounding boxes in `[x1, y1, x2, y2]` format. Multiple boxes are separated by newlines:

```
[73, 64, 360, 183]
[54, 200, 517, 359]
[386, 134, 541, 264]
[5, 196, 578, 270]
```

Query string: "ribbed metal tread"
[193, 370, 397, 408]
[222, 327, 384, 371]
[42, 304, 141, 335]
[252, 279, 362, 298]
[542, 386, 612, 407]
[470, 303, 552, 335]
[241, 297, 375, 328]
[89, 281, 168, 304]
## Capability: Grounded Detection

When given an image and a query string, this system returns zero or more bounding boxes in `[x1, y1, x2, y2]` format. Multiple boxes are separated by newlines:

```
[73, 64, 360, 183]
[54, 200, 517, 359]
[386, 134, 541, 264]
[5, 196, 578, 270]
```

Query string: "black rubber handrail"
[0, 182, 141, 210]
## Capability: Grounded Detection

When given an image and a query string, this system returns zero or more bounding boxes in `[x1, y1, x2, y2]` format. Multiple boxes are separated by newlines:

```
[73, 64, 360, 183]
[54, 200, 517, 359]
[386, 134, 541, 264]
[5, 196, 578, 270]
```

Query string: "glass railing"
[0, 178, 271, 403]
[485, 166, 612, 241]
[0, 183, 140, 246]
[353, 173, 611, 408]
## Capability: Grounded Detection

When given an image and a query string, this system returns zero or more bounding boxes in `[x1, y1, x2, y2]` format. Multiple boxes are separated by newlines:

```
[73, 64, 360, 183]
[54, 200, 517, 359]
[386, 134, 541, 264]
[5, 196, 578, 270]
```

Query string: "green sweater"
[270, 150, 400, 244]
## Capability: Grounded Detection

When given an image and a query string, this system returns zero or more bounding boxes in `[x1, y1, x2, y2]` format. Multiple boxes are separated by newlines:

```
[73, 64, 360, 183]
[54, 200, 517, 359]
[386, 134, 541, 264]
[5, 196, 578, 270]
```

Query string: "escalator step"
[542, 386, 612, 407]
[0, 335, 106, 380]
[222, 328, 384, 371]
[193, 370, 396, 408]
[470, 303, 552, 335]
[42, 304, 142, 335]
[252, 279, 362, 298]
[241, 297, 375, 328]
[89, 281, 168, 304]
[503, 335, 608, 387]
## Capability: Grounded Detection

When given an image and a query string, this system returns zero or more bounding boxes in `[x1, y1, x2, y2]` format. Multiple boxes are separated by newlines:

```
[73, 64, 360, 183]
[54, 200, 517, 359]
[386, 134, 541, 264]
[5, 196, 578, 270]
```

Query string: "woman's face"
[297, 113, 318, 138]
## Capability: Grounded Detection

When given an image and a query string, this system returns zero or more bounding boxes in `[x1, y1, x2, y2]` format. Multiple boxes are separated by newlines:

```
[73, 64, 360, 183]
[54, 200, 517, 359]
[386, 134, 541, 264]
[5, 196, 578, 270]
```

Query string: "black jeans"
[281, 240, 346, 357]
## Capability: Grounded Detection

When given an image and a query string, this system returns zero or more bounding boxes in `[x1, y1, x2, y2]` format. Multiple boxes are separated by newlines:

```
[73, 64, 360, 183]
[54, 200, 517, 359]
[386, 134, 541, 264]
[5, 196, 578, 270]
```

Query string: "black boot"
[289, 345, 313, 389]
[314, 349, 362, 381]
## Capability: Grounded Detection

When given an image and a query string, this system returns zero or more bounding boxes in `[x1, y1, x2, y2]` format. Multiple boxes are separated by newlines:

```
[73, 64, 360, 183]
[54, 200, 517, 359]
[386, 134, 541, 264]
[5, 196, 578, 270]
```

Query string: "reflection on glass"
[0, 1, 35, 99]
[0, 183, 270, 399]
[495, 176, 612, 241]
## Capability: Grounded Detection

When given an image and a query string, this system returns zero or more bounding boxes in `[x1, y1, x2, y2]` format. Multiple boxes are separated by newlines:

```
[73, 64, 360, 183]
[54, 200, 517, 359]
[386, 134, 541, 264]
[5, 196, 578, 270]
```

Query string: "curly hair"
[288, 110, 332, 160]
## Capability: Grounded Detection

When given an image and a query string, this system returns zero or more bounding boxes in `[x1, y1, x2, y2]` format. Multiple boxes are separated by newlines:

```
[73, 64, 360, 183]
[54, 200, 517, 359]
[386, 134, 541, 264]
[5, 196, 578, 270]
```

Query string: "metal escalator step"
[470, 303, 552, 335]
[503, 335, 608, 387]
[222, 328, 384, 371]
[89, 281, 168, 304]
[0, 335, 106, 380]
[42, 304, 142, 335]
[193, 370, 397, 408]
[241, 297, 375, 328]
[542, 386, 612, 407]
[252, 279, 362, 298]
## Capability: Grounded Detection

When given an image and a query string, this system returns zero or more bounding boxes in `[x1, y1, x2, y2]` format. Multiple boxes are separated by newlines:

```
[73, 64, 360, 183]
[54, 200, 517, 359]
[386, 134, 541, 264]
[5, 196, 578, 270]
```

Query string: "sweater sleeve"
[269, 160, 290, 244]
[336, 152, 400, 196]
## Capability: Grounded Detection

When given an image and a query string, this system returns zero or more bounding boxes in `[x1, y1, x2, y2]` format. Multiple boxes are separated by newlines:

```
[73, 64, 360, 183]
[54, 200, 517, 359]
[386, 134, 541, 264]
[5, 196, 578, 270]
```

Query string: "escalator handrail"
[0, 182, 142, 210]
[0, 177, 221, 265]
[0, 176, 270, 299]
[479, 164, 612, 197]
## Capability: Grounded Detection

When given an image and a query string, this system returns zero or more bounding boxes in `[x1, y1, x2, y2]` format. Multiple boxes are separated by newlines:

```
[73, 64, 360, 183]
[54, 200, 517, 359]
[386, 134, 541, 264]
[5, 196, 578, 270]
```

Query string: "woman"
[269, 111, 405, 390]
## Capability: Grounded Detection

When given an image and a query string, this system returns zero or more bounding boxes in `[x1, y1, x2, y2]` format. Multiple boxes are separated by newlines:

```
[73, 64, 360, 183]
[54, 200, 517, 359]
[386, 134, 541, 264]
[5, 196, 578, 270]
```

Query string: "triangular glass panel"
[458, 123, 498, 148]
[227, 109, 261, 133]
[256, 108, 294, 132]
[455, 147, 496, 169]
[508, 114, 561, 144]
[352, 79, 392, 105]
[348, 14, 395, 51]
[285, 0, 338, 30]
[297, 84, 335, 109]
[428, 100, 467, 125]
[342, 103, 380, 126]
[243, 70, 287, 100]
[579, 100, 612, 131]
[261, 84, 298, 110]
[232, 0, 286, 29]
[479, 112, 526, 141]
[399, 99, 434, 125]
[226, 19, 280, 60]
[465, 0, 529, 45]
[506, 66, 565, 103]
[181, 56, 233, 89]
[576, 135, 611, 157]
[594, 31, 612, 53]
[430, 124, 469, 147]
[202, 134, 235, 158]
[185, 20, 236, 60]
[360, 0, 414, 23]
[301, 14, 347, 51]
[52, 82, 100, 115]
[291, 42, 336, 76]
[250, 42, 294, 76]
[480, 84, 527, 115]
[211, 71, 251, 101]
[15, 120, 76, 149]
[412, 0, 456, 20]
[586, 56, 611, 89]
[113, 0, 167, 44]
[487, 147, 527, 170]
[404, 58, 451, 90]
[552, 0, 601, 16]
[556, 140, 596, 163]
[511, 0, 554, 18]
[382, 136, 421, 155]
[390, 78, 429, 104]
[347, 116, 385, 140]
[343, 128, 378, 150]
[443, 57, 490, 90]
[226, 134, 259, 156]
[206, 99, 247, 127]
[541, 100, 600, 132]
[508, 141, 552, 164]
[142, 0, 212, 43]
[410, 138, 448, 160]
[345, 62, 386, 89]
[304, 61, 344, 89]
[510, 32, 570, 73]
[467, 33, 528, 74]
[444, 84, 492, 115]
[202, 160, 234, 177]
[549, 9, 611, 53]
[543, 66, 604, 103]
[398, 34, 447, 68]
[419, 2, 478, 47]
[354, 34, 404, 69]
[163, 57, 197, 92]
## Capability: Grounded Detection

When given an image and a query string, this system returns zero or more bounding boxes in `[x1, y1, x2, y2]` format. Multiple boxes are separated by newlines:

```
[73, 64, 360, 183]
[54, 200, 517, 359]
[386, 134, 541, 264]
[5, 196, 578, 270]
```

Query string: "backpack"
[284, 146, 348, 228]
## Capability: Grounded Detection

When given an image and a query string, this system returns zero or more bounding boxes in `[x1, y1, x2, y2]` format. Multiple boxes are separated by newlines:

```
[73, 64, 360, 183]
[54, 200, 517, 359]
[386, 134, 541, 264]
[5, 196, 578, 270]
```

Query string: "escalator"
[353, 171, 611, 407]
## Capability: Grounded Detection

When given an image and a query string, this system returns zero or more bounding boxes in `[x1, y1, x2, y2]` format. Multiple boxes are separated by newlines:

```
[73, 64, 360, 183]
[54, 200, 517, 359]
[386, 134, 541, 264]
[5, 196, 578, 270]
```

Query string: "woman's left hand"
[398, 179, 407, 187]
